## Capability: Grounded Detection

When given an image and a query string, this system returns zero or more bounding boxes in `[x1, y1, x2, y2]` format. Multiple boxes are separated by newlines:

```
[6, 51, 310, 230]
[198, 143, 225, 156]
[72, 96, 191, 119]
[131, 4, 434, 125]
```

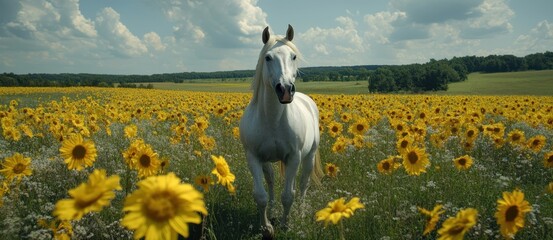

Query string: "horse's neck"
[257, 83, 286, 123]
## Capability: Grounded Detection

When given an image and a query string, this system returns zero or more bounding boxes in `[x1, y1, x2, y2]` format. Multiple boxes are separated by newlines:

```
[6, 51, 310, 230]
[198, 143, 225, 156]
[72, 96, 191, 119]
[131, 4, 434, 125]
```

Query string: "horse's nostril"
[290, 84, 296, 94]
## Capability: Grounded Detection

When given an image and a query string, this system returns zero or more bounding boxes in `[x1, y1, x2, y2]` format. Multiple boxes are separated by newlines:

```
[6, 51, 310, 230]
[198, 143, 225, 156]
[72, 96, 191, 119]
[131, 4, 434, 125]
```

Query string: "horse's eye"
[292, 55, 297, 60]
[265, 56, 272, 61]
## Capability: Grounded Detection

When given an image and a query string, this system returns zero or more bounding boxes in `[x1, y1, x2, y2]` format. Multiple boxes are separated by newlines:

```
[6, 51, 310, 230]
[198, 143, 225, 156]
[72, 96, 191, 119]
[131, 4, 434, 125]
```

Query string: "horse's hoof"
[261, 225, 274, 240]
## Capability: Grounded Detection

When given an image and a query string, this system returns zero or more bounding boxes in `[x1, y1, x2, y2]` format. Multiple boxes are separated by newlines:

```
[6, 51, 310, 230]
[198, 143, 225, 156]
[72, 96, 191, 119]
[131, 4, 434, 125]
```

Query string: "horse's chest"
[251, 128, 299, 162]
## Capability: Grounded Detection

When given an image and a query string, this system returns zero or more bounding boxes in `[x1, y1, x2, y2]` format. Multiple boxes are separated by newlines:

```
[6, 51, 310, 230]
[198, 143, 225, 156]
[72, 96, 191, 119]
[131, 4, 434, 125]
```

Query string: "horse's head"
[261, 25, 298, 104]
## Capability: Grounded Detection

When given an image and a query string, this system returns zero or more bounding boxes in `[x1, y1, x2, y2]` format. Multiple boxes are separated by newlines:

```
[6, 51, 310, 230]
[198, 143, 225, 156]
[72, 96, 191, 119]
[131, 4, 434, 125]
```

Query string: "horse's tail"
[310, 150, 324, 187]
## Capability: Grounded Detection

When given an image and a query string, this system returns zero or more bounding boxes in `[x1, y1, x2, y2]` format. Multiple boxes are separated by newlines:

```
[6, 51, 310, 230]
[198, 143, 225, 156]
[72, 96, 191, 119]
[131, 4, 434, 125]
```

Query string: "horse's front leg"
[281, 153, 300, 229]
[262, 162, 275, 220]
[246, 152, 274, 239]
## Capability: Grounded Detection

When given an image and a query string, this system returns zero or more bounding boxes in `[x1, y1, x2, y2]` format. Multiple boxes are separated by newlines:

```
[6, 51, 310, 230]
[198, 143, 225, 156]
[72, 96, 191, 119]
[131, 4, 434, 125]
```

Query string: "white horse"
[239, 25, 324, 239]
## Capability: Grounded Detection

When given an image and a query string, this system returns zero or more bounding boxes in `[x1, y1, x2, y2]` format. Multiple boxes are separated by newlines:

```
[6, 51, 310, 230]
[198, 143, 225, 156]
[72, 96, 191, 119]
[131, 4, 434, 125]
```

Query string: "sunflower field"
[0, 87, 552, 240]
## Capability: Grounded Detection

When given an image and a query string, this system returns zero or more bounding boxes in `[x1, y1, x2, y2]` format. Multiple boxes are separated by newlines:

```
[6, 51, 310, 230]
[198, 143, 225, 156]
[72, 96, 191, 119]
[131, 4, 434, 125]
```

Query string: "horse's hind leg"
[299, 151, 316, 198]
[262, 162, 275, 220]
[246, 152, 274, 239]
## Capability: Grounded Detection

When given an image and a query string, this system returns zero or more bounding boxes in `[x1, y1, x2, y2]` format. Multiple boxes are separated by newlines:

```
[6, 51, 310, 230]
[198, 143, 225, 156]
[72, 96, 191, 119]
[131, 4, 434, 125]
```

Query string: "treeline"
[368, 51, 553, 93]
[1, 51, 552, 90]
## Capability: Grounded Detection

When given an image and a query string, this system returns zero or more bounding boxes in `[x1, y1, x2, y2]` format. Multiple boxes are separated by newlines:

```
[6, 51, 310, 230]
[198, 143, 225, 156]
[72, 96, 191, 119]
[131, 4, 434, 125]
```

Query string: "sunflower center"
[505, 205, 519, 222]
[532, 139, 540, 146]
[328, 166, 335, 172]
[139, 155, 151, 167]
[396, 125, 403, 131]
[216, 164, 228, 177]
[72, 145, 87, 159]
[400, 140, 408, 148]
[467, 130, 475, 138]
[382, 161, 390, 170]
[13, 163, 27, 174]
[407, 151, 419, 164]
[458, 158, 467, 166]
[331, 126, 339, 132]
[447, 224, 465, 235]
[144, 191, 177, 221]
[356, 124, 364, 132]
[548, 155, 553, 163]
[75, 190, 103, 209]
[511, 134, 521, 141]
[201, 178, 208, 185]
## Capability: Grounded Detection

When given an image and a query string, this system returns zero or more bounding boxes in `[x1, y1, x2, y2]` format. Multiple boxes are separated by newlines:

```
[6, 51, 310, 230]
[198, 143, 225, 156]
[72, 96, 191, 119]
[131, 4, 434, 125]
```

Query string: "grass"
[0, 88, 552, 240]
[148, 80, 369, 95]
[152, 70, 553, 96]
[442, 70, 553, 96]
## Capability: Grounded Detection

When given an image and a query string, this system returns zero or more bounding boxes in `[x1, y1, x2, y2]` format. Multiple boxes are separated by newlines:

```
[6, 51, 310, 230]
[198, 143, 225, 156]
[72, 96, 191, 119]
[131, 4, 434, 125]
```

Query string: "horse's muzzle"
[275, 83, 295, 104]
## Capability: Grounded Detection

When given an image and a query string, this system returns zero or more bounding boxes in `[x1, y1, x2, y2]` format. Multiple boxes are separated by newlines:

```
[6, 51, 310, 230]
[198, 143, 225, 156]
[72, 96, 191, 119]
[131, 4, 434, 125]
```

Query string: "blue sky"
[1, 0, 552, 74]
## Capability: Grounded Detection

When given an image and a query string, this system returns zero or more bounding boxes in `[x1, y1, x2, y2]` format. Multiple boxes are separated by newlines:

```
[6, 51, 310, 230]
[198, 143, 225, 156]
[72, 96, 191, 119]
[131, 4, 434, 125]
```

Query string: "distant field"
[150, 70, 553, 96]
[150, 80, 369, 95]
[442, 70, 553, 96]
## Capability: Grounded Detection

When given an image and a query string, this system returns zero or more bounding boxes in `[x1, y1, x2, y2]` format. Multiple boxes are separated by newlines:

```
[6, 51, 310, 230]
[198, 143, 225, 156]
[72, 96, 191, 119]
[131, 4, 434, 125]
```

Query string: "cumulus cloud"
[300, 16, 367, 66]
[95, 7, 148, 57]
[461, 0, 514, 38]
[160, 0, 268, 48]
[144, 32, 166, 52]
[516, 20, 553, 53]
[364, 11, 406, 44]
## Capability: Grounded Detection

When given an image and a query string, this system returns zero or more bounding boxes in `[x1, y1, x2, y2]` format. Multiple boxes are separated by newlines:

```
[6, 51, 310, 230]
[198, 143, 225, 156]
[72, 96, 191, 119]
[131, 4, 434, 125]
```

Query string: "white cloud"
[300, 16, 367, 66]
[95, 7, 148, 57]
[144, 32, 166, 52]
[160, 0, 268, 48]
[516, 20, 553, 53]
[364, 11, 406, 44]
[461, 0, 514, 38]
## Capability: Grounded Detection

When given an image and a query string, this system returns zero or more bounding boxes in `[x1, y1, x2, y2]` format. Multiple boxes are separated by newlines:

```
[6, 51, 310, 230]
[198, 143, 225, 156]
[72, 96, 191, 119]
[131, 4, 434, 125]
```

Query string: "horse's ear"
[286, 24, 294, 41]
[262, 26, 270, 44]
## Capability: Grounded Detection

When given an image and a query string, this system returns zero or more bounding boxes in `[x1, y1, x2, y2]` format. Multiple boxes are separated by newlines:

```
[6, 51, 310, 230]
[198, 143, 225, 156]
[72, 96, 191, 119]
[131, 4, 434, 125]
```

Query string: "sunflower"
[198, 135, 216, 151]
[453, 155, 473, 171]
[437, 208, 478, 240]
[232, 126, 240, 139]
[2, 126, 21, 141]
[401, 146, 430, 176]
[325, 163, 339, 178]
[59, 134, 97, 171]
[507, 129, 526, 146]
[315, 197, 364, 227]
[191, 116, 209, 134]
[1, 153, 32, 182]
[348, 119, 369, 136]
[327, 121, 343, 138]
[376, 156, 401, 175]
[396, 136, 413, 154]
[547, 182, 553, 194]
[124, 124, 138, 139]
[526, 135, 546, 152]
[494, 189, 532, 239]
[351, 135, 366, 149]
[544, 151, 553, 168]
[340, 112, 352, 123]
[122, 173, 207, 239]
[418, 204, 445, 236]
[132, 145, 161, 178]
[122, 139, 146, 168]
[211, 155, 236, 193]
[54, 169, 121, 220]
[194, 175, 214, 192]
[331, 137, 348, 153]
[464, 125, 479, 143]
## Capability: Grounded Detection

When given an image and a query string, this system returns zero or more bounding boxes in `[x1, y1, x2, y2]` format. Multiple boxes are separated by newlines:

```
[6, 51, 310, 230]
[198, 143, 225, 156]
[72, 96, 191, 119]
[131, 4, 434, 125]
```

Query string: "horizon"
[1, 0, 552, 75]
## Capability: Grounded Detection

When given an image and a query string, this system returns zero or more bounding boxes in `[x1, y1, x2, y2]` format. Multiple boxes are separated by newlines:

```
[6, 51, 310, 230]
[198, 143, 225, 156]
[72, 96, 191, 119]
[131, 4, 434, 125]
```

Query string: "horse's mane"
[251, 36, 301, 104]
